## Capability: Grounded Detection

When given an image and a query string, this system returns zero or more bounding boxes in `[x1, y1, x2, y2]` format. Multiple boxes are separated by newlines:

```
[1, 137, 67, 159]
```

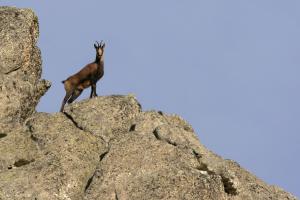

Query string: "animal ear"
[94, 44, 98, 49]
[102, 43, 105, 48]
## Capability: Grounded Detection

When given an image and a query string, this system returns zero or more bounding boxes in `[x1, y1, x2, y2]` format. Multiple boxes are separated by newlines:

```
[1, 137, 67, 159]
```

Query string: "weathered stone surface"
[0, 6, 50, 130]
[84, 133, 227, 200]
[0, 6, 297, 200]
[0, 126, 38, 171]
[63, 95, 141, 142]
[0, 113, 104, 200]
[131, 110, 194, 134]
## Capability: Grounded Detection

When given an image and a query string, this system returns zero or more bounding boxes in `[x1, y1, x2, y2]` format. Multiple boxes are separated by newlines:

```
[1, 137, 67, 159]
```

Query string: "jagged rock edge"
[152, 125, 238, 196]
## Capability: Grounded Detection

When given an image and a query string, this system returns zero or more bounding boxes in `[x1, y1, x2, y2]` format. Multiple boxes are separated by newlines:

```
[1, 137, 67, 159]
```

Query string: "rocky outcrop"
[0, 7, 50, 132]
[0, 6, 297, 200]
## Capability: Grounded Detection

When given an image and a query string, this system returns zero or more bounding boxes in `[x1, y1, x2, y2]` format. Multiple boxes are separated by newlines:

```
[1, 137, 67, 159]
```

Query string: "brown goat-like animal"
[60, 41, 105, 112]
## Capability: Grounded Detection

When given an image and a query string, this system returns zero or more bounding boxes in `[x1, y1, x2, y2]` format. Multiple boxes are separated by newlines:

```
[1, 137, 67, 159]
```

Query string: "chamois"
[60, 41, 105, 112]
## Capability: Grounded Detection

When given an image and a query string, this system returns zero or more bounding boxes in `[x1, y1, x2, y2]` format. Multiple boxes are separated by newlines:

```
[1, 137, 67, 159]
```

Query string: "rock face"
[0, 6, 297, 200]
[0, 7, 50, 131]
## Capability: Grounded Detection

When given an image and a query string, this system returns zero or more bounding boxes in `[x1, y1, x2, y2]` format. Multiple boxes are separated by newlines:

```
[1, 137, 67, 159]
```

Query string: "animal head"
[94, 40, 105, 58]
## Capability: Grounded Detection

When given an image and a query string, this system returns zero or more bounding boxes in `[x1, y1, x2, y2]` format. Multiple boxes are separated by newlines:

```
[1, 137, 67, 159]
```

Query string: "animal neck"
[95, 54, 104, 64]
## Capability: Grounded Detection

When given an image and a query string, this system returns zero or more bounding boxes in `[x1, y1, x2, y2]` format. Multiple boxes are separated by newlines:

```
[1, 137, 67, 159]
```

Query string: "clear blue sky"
[2, 1, 299, 197]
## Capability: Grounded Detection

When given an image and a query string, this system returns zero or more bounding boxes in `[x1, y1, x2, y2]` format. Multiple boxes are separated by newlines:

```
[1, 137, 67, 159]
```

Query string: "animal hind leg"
[68, 89, 83, 104]
[60, 91, 73, 112]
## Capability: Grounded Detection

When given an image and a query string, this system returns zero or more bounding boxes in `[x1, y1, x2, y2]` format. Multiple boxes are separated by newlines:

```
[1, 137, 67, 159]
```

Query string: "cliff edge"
[0, 7, 297, 200]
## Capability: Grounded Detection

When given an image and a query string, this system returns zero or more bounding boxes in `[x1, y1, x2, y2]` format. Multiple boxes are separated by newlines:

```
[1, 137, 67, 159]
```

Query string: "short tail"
[62, 80, 65, 84]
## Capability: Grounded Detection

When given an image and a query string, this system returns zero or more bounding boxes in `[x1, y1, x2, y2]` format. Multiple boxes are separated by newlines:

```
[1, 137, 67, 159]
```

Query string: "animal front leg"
[89, 85, 94, 98]
[91, 83, 98, 97]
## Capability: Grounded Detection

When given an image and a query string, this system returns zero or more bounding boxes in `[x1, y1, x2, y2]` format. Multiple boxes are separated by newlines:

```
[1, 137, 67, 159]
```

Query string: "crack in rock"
[152, 128, 217, 178]
[129, 124, 136, 132]
[100, 151, 109, 161]
[153, 128, 160, 140]
[63, 112, 84, 131]
[30, 134, 38, 142]
[115, 189, 119, 200]
[84, 149, 110, 193]
[63, 112, 107, 145]
[84, 143, 111, 194]
[192, 149, 238, 195]
[4, 66, 21, 75]
[195, 162, 215, 175]
[62, 111, 116, 196]
[152, 127, 218, 178]
[192, 149, 215, 175]
[192, 149, 202, 159]
[13, 159, 35, 168]
[85, 170, 97, 193]
[152, 128, 177, 147]
[0, 133, 7, 139]
[192, 148, 238, 195]
[221, 174, 238, 196]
